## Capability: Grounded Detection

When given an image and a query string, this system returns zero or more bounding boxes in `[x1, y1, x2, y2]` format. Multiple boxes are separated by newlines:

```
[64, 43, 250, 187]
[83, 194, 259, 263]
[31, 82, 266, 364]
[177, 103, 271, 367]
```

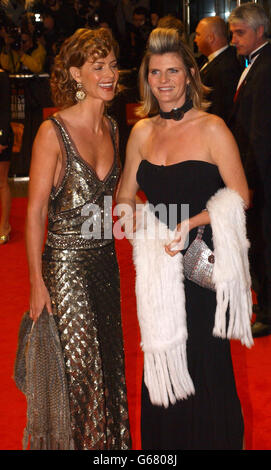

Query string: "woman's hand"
[29, 279, 53, 323]
[115, 201, 145, 245]
[165, 219, 190, 257]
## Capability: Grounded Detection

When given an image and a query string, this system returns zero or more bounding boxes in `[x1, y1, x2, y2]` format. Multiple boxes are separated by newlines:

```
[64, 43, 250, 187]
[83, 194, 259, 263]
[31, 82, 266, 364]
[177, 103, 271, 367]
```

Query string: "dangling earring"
[75, 82, 86, 101]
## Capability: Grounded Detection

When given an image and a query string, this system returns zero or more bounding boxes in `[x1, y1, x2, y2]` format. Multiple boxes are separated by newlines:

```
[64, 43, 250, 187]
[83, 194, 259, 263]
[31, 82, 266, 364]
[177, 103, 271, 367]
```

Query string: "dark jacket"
[200, 45, 242, 123]
[0, 69, 12, 147]
[228, 42, 271, 199]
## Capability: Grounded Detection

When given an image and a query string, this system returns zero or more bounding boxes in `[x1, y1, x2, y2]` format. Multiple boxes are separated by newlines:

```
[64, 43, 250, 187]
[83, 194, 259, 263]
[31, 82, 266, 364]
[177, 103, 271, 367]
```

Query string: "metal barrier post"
[182, 0, 191, 37]
[9, 73, 52, 177]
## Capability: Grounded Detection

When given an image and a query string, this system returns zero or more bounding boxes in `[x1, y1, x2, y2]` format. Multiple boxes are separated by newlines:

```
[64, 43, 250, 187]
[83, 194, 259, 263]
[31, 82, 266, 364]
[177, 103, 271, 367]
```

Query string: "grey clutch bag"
[183, 225, 215, 291]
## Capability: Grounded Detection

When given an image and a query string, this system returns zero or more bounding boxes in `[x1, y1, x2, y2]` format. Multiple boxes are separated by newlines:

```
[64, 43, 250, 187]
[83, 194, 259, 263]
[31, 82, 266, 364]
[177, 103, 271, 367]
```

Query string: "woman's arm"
[116, 120, 145, 208]
[26, 120, 60, 322]
[208, 115, 249, 206]
[116, 119, 147, 237]
[189, 116, 249, 228]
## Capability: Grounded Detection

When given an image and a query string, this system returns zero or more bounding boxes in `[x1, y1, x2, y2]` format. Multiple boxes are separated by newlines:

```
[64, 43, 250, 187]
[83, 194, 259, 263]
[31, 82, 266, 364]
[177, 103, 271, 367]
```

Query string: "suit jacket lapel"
[200, 48, 229, 80]
[201, 53, 219, 76]
[233, 51, 262, 105]
[229, 47, 268, 120]
[235, 42, 270, 100]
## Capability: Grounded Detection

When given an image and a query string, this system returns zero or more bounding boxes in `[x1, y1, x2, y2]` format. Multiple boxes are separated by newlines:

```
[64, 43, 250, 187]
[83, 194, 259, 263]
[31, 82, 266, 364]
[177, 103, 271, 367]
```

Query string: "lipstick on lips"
[158, 86, 174, 92]
[99, 82, 115, 91]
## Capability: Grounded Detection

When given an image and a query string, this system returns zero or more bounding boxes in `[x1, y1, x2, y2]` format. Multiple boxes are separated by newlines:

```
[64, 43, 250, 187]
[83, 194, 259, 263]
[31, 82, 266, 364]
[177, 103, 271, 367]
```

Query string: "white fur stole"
[133, 206, 195, 407]
[207, 188, 253, 347]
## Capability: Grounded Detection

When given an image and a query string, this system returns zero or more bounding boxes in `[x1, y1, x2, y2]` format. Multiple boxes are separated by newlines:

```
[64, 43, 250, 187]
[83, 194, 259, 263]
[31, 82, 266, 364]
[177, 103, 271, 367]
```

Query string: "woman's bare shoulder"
[33, 119, 60, 155]
[36, 118, 57, 137]
[199, 111, 228, 133]
[130, 116, 156, 139]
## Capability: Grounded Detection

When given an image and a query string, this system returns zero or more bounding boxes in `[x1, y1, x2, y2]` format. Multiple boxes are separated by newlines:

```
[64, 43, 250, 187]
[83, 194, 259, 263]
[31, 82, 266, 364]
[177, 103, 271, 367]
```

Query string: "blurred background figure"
[114, 0, 150, 67]
[150, 10, 159, 29]
[0, 24, 46, 74]
[194, 16, 242, 123]
[0, 0, 26, 26]
[157, 13, 187, 42]
[39, 0, 76, 38]
[40, 7, 60, 72]
[117, 0, 150, 25]
[125, 6, 151, 68]
[74, 0, 117, 32]
[0, 67, 13, 245]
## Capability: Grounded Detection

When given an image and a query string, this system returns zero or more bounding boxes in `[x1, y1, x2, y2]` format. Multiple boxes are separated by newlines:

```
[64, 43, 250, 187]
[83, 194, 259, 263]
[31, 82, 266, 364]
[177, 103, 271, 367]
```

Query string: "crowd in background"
[0, 0, 176, 74]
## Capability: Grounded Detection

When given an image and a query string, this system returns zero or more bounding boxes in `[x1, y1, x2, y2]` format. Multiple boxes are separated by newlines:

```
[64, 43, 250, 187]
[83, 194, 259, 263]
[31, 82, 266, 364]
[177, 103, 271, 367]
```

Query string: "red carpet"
[1, 197, 271, 450]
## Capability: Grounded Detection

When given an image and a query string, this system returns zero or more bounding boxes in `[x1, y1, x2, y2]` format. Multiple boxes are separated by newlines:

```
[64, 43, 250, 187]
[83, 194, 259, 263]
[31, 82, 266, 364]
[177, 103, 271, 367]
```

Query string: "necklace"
[159, 98, 193, 121]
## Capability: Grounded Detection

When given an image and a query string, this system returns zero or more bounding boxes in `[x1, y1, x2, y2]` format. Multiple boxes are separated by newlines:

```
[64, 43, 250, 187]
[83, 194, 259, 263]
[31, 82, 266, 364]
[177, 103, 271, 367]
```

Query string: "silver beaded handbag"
[183, 225, 216, 291]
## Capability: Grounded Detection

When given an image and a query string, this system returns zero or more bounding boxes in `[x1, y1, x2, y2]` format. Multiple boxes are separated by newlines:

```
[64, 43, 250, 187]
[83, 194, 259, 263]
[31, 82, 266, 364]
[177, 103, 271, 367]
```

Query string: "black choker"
[159, 99, 193, 121]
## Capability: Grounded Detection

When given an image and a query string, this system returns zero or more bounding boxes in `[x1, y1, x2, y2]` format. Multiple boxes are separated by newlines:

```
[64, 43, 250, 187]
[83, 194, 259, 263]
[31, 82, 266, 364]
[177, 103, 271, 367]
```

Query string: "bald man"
[195, 16, 242, 123]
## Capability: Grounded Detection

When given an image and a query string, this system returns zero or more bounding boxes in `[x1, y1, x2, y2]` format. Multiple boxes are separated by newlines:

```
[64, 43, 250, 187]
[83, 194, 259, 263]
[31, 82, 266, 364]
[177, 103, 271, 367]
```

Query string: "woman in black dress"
[0, 68, 13, 244]
[117, 28, 250, 450]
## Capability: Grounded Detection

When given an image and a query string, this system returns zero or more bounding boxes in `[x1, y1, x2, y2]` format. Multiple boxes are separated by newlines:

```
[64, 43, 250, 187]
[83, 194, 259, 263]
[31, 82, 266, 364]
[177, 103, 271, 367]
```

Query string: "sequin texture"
[42, 116, 131, 450]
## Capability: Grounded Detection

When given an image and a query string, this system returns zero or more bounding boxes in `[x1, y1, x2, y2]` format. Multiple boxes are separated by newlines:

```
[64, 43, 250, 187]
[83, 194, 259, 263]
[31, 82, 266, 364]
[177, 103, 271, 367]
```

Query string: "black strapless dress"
[136, 160, 244, 450]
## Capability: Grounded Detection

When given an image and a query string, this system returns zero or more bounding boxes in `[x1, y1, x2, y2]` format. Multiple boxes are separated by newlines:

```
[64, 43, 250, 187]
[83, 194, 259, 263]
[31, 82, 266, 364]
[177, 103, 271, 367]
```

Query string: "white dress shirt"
[236, 42, 269, 90]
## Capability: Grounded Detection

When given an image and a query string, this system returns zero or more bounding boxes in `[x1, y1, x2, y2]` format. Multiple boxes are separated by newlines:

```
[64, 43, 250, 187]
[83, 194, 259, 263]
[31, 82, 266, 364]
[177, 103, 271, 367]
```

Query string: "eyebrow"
[94, 59, 118, 64]
[149, 66, 182, 70]
[231, 28, 246, 33]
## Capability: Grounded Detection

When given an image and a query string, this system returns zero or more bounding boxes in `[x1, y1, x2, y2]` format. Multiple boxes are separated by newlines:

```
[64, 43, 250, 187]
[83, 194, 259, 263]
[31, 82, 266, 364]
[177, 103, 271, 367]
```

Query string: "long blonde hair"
[138, 28, 209, 117]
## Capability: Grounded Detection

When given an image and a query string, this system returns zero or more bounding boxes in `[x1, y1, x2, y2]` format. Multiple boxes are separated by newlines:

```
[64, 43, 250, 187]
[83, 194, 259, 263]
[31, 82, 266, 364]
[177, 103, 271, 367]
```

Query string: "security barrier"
[9, 73, 52, 177]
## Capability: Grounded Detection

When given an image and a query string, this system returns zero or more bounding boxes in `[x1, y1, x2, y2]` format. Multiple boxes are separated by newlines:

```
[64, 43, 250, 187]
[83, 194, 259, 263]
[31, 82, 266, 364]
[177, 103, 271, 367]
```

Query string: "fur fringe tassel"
[144, 344, 194, 407]
[207, 188, 253, 348]
[22, 428, 75, 450]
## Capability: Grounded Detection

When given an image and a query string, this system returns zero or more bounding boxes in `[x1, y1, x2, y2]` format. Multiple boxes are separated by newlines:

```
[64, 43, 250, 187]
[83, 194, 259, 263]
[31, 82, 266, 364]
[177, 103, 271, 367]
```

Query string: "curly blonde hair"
[137, 28, 209, 117]
[50, 28, 119, 109]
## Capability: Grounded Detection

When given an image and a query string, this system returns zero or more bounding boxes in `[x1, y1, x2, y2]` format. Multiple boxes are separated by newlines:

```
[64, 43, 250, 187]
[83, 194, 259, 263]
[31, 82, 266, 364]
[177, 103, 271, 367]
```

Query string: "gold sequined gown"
[42, 115, 131, 450]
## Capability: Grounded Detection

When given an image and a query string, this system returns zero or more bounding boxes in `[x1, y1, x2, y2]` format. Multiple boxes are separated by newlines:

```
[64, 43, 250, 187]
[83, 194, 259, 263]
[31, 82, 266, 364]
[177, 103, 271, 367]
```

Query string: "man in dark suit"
[195, 16, 242, 123]
[229, 2, 271, 337]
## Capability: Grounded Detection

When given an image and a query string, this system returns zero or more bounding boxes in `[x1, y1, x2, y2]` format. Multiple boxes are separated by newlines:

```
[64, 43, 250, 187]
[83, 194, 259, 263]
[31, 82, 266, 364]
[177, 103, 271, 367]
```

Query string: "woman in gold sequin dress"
[25, 28, 131, 450]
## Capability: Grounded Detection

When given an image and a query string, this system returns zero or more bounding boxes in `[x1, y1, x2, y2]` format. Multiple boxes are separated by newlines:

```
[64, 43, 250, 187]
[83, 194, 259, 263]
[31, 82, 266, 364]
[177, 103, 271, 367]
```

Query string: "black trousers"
[247, 205, 271, 324]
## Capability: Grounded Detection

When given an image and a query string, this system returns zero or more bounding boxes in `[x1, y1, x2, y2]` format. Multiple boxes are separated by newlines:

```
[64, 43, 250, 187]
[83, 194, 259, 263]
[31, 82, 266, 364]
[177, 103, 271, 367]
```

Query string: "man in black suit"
[229, 2, 271, 337]
[195, 16, 242, 123]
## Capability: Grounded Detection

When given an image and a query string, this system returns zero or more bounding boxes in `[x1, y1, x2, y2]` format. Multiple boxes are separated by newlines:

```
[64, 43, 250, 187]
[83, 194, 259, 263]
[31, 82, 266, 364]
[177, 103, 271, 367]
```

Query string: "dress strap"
[106, 114, 117, 138]
[48, 115, 70, 193]
[106, 114, 121, 170]
[48, 115, 71, 161]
